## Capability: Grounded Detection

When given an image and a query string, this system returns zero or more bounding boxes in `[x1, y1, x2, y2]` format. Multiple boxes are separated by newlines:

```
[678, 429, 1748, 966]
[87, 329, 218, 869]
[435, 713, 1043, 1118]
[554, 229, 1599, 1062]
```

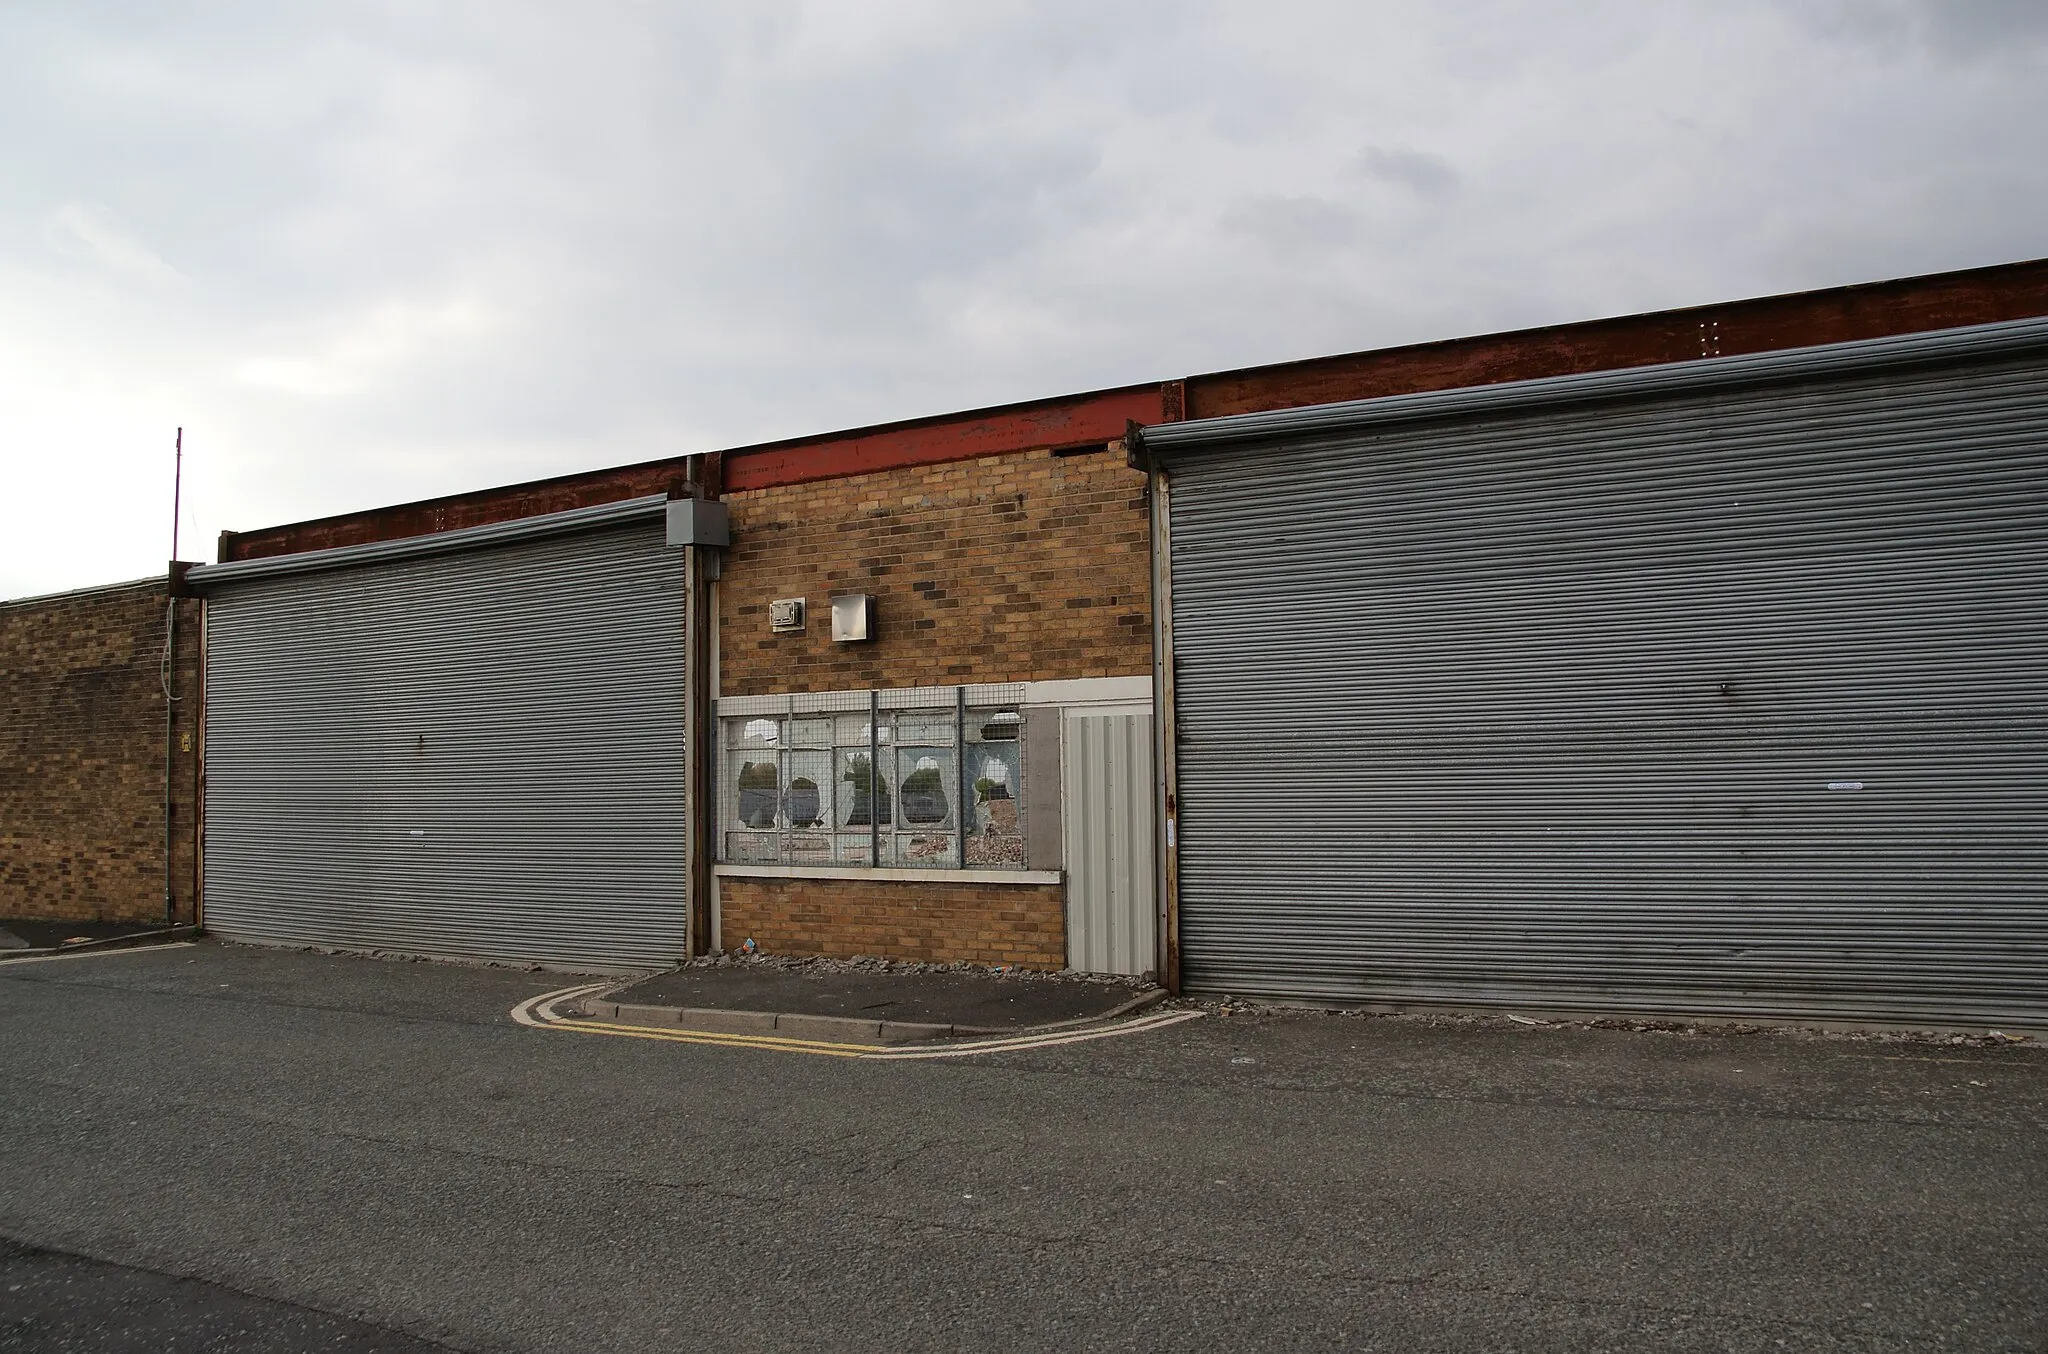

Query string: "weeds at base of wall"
[223, 939, 630, 979]
[1182, 995, 2041, 1047]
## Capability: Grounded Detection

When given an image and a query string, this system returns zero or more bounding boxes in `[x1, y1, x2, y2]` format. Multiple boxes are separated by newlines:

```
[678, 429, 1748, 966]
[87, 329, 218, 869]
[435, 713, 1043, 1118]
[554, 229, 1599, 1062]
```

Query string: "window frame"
[717, 687, 1030, 872]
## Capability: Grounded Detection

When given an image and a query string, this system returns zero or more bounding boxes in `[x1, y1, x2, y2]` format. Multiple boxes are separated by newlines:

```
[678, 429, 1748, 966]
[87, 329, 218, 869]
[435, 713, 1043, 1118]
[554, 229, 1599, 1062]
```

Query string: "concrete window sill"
[714, 864, 1062, 886]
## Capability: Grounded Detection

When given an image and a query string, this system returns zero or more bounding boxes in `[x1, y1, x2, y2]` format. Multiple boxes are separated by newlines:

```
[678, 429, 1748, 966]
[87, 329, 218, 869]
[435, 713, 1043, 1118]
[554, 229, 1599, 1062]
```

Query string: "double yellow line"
[510, 982, 1204, 1060]
[510, 984, 878, 1057]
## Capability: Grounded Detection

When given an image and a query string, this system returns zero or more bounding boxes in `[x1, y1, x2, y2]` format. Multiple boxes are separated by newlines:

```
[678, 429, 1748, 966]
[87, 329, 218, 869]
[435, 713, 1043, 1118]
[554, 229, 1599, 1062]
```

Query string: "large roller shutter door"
[199, 506, 688, 970]
[1157, 320, 2048, 1026]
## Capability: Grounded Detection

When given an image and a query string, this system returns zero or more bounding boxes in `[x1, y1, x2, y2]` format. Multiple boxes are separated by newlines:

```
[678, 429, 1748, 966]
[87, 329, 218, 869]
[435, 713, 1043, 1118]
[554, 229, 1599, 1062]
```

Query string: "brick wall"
[719, 445, 1151, 694]
[712, 445, 1151, 969]
[718, 876, 1065, 970]
[0, 579, 201, 925]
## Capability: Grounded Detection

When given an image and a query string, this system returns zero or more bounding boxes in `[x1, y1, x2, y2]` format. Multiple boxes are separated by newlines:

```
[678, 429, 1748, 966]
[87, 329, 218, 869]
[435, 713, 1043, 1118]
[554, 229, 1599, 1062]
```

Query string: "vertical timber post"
[1139, 429, 1183, 995]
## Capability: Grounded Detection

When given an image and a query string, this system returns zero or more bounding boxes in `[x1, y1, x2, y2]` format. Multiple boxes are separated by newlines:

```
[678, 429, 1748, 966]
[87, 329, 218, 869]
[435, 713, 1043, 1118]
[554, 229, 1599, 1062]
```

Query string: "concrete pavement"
[0, 919, 181, 953]
[588, 958, 1160, 1043]
[1, 939, 2042, 1352]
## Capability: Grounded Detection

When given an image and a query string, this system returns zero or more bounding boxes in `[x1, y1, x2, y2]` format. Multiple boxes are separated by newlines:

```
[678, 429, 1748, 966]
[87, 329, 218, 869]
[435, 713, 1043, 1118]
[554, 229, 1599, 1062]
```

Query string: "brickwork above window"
[719, 446, 1150, 695]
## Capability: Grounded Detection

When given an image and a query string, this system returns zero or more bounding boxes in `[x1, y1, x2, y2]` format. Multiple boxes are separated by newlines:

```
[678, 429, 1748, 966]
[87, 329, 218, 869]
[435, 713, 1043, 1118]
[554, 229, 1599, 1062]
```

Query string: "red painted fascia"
[721, 386, 1161, 493]
[1184, 257, 2048, 420]
[224, 386, 1163, 561]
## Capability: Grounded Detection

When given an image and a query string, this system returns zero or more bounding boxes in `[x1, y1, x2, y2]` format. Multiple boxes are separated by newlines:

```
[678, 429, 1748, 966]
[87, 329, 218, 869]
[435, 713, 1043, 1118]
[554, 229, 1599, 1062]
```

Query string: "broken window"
[719, 694, 1025, 870]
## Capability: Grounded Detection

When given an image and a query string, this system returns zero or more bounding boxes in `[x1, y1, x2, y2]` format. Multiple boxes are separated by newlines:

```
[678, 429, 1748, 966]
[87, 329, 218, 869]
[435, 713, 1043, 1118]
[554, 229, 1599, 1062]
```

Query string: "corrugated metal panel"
[1156, 321, 2048, 1025]
[202, 518, 688, 971]
[1063, 711, 1156, 976]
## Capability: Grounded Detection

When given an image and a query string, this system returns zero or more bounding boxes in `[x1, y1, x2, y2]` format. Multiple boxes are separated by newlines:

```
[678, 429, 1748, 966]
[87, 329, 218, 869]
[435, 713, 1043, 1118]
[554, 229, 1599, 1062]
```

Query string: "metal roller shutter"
[196, 504, 688, 970]
[1150, 318, 2048, 1026]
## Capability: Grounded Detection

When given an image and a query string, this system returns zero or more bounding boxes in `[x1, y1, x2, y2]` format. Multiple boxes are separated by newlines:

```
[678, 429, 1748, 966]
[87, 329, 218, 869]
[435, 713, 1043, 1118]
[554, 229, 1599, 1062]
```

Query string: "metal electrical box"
[664, 498, 730, 548]
[769, 598, 806, 633]
[830, 594, 875, 643]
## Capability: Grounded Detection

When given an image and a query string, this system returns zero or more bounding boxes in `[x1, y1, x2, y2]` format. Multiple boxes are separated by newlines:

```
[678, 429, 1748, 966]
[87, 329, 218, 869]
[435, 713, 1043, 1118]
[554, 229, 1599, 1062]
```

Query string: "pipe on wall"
[681, 453, 724, 958]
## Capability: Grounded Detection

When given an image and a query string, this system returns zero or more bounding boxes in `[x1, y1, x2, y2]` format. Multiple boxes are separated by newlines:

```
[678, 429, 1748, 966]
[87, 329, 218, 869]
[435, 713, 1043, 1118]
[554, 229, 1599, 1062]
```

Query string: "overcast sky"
[3, 0, 2044, 599]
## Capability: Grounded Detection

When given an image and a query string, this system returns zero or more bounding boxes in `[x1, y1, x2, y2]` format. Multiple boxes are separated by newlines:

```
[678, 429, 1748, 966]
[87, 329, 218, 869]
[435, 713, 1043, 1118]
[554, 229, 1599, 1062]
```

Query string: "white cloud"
[0, 0, 2044, 599]
[233, 296, 497, 398]
[44, 202, 186, 286]
[1351, 147, 1461, 201]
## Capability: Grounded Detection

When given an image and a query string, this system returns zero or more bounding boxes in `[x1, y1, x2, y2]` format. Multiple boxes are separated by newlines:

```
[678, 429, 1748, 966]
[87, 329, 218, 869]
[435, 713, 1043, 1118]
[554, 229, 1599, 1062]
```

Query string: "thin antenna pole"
[171, 427, 183, 561]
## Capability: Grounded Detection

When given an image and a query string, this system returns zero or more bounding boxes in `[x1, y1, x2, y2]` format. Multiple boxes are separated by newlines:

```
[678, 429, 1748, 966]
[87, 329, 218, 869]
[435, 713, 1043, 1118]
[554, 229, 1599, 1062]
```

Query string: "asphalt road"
[1, 941, 2042, 1353]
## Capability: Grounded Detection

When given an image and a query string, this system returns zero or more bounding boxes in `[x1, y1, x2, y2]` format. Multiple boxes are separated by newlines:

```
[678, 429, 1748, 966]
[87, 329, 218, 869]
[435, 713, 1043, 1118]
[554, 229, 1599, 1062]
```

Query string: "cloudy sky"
[3, 0, 2044, 599]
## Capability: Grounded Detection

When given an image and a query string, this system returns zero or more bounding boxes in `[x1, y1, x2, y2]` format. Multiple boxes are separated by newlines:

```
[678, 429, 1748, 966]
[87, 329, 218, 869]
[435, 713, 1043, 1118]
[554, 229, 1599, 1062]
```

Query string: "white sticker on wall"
[1826, 782, 1864, 791]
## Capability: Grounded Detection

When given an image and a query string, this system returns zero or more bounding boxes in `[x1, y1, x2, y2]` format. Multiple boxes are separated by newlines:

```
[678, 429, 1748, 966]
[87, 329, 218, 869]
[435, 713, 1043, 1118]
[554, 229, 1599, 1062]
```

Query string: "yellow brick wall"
[0, 581, 201, 925]
[719, 446, 1150, 694]
[719, 876, 1065, 970]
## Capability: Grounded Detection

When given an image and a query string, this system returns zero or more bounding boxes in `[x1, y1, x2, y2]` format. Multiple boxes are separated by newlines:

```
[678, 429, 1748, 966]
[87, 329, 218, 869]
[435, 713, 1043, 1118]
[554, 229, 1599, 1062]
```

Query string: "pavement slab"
[0, 919, 176, 952]
[603, 962, 1149, 1030]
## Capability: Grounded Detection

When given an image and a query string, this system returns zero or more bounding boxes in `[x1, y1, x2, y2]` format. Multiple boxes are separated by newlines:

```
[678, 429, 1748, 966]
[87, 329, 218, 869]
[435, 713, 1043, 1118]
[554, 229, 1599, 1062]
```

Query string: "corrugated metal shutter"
[1062, 710, 1156, 975]
[1154, 320, 2048, 1026]
[200, 515, 688, 970]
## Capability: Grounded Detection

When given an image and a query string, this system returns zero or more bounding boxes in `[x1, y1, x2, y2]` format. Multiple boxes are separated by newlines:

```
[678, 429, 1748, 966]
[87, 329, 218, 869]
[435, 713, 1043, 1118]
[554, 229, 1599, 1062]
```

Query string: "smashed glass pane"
[724, 831, 780, 864]
[837, 749, 892, 827]
[896, 749, 955, 827]
[734, 716, 781, 750]
[786, 717, 834, 750]
[734, 757, 780, 829]
[783, 749, 831, 828]
[966, 741, 1024, 867]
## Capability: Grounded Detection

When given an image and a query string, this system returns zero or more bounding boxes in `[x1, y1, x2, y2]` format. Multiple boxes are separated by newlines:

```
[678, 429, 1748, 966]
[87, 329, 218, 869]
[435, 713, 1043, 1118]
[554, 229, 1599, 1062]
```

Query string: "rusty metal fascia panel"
[226, 467, 685, 562]
[1184, 256, 2048, 420]
[226, 387, 1162, 562]
[213, 260, 2048, 567]
[720, 387, 1164, 493]
[1144, 314, 2048, 458]
[188, 495, 669, 588]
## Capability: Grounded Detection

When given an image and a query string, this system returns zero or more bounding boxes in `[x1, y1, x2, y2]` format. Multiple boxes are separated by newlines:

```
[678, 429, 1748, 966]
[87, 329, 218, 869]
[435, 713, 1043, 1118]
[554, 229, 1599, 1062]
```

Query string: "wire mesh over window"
[718, 687, 1028, 869]
[964, 708, 1025, 867]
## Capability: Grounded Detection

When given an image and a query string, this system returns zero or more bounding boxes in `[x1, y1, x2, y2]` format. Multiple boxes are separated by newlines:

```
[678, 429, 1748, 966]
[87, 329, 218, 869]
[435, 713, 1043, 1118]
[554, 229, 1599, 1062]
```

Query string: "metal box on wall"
[664, 498, 730, 548]
[830, 594, 875, 643]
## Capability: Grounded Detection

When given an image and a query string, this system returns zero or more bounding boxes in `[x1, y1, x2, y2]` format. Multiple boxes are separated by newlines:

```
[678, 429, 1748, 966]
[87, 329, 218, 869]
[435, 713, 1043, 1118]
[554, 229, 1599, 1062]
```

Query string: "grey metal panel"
[1023, 708, 1063, 871]
[665, 497, 731, 547]
[201, 518, 688, 971]
[187, 496, 667, 588]
[1160, 327, 2048, 1025]
[1063, 711, 1156, 976]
